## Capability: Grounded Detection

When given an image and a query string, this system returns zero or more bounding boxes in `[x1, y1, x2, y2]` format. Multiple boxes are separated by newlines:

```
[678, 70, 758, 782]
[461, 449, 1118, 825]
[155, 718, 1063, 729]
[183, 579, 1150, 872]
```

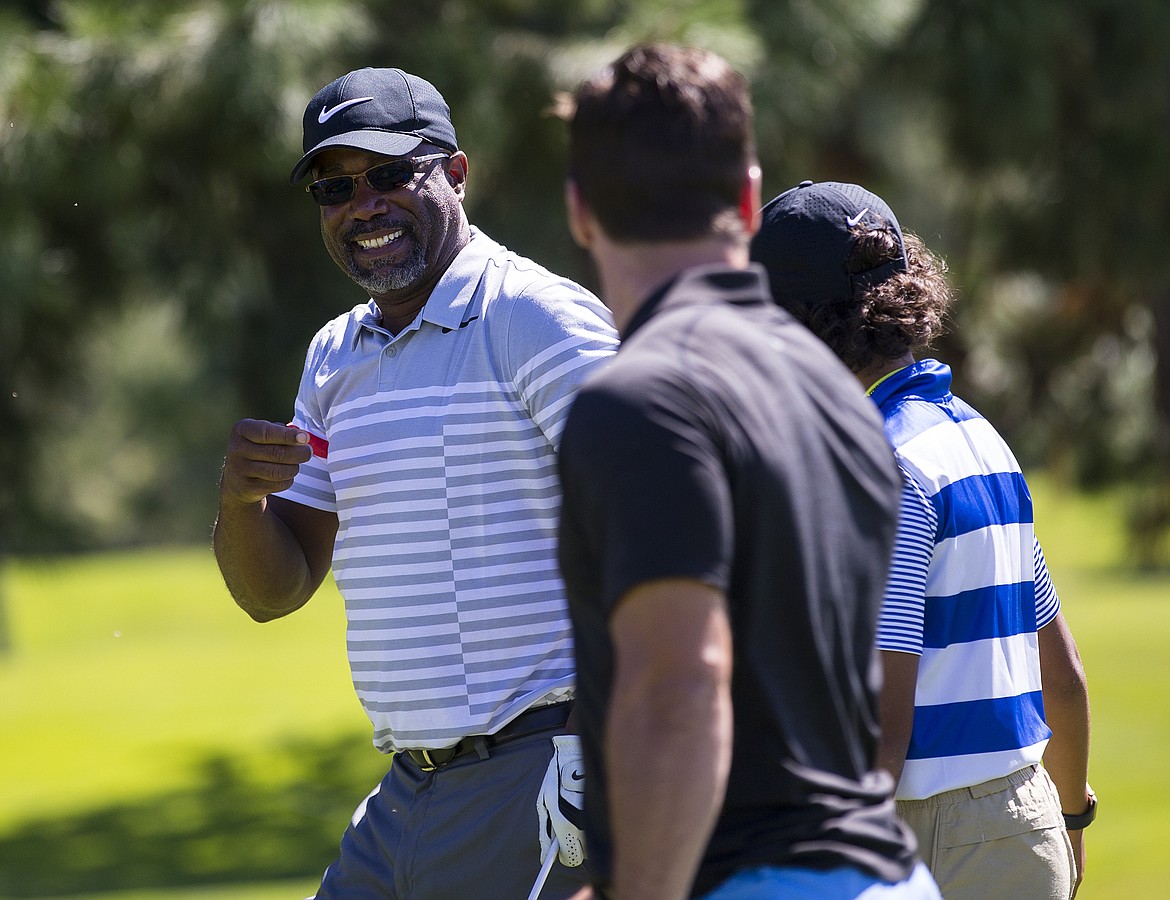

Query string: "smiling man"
[213, 67, 617, 898]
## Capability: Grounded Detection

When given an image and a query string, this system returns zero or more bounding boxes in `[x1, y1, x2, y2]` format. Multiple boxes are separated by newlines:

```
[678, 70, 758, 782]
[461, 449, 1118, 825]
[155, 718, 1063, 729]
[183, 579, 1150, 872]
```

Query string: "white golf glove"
[537, 734, 587, 867]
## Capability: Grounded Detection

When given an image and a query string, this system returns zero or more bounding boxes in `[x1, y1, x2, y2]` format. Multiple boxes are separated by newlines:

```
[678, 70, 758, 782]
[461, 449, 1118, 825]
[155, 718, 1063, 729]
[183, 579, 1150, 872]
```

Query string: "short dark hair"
[566, 43, 755, 242]
[799, 228, 954, 372]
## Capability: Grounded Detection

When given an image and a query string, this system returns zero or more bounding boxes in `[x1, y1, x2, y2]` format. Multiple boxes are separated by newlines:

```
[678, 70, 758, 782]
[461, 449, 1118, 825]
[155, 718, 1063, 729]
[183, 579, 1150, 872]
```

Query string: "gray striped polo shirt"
[279, 229, 618, 752]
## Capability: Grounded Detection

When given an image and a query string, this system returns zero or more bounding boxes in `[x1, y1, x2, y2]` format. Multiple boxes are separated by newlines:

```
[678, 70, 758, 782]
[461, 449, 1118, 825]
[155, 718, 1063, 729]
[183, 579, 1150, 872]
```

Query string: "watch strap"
[1063, 789, 1096, 830]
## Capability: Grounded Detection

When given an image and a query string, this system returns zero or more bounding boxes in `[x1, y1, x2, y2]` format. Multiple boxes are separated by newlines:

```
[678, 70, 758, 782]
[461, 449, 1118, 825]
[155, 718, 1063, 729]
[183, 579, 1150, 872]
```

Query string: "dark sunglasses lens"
[365, 161, 417, 192]
[309, 177, 354, 206]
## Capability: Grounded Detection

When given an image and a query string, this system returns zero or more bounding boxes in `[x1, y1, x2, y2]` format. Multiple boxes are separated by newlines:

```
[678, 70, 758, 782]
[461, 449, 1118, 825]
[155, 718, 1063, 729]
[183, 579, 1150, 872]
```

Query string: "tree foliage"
[3, 0, 1168, 564]
[886, 0, 1170, 563]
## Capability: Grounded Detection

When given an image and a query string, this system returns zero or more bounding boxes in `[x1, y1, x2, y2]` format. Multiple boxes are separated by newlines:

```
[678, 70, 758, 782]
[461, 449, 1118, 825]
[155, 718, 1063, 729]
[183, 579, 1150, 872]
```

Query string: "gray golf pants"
[313, 718, 591, 899]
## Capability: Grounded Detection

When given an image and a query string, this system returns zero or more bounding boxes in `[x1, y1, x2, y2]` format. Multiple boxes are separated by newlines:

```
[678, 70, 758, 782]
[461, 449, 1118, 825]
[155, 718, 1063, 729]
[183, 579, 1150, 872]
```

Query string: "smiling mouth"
[354, 229, 405, 251]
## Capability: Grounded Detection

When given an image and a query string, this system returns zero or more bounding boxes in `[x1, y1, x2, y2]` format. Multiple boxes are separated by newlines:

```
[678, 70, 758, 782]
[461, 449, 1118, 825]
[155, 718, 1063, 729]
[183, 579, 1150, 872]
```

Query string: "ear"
[564, 178, 593, 249]
[740, 163, 762, 237]
[446, 151, 469, 201]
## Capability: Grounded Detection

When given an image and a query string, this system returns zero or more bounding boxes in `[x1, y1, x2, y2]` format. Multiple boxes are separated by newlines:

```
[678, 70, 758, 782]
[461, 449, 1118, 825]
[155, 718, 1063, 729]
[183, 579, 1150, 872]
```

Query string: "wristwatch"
[1063, 785, 1097, 830]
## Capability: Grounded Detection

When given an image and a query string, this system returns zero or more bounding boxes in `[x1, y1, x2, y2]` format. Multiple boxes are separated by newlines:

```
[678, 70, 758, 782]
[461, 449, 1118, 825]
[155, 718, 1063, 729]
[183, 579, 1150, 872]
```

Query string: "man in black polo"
[556, 44, 941, 899]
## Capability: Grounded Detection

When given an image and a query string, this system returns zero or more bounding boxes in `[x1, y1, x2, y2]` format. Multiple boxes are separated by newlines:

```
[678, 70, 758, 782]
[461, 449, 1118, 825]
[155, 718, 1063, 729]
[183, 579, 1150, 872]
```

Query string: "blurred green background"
[3, 0, 1169, 896]
[4, 0, 1170, 560]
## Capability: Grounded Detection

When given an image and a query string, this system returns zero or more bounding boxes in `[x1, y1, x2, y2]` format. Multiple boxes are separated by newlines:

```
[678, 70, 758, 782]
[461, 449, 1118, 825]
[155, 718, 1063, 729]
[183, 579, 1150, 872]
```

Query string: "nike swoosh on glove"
[537, 734, 587, 866]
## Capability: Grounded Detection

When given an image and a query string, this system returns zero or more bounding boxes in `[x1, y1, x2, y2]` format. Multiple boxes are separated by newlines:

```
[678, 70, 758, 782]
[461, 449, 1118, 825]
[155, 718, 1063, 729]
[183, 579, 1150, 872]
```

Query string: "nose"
[349, 173, 392, 217]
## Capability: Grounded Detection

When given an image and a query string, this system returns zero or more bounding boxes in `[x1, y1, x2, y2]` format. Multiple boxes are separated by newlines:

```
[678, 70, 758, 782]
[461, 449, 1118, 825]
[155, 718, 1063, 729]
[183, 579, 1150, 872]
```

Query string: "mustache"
[346, 218, 412, 242]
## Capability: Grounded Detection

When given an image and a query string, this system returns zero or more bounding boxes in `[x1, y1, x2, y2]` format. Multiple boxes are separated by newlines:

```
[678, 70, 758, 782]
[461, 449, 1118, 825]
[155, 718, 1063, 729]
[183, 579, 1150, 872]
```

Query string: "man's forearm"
[605, 579, 733, 900]
[607, 678, 731, 900]
[1042, 677, 1091, 811]
[213, 495, 316, 621]
[877, 650, 920, 787]
[1039, 614, 1092, 811]
[1040, 615, 1091, 897]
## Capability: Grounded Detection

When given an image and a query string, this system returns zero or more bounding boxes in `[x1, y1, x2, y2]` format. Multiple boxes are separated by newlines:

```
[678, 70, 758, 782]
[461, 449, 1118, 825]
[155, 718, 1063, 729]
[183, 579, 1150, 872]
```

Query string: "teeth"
[356, 230, 403, 250]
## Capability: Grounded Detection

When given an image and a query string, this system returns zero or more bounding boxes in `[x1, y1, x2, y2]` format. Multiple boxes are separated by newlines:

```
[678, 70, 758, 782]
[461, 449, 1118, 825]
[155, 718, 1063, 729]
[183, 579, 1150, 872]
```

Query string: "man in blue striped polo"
[213, 67, 617, 898]
[751, 181, 1094, 900]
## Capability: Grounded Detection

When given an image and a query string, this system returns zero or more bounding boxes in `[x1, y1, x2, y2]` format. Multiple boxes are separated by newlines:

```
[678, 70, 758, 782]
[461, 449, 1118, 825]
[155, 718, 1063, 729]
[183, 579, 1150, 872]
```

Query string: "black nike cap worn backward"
[750, 180, 909, 309]
[290, 67, 459, 184]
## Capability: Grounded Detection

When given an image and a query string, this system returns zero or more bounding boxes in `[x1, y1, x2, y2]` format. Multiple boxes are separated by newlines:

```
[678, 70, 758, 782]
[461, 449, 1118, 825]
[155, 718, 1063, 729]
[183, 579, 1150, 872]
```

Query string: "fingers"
[220, 418, 313, 505]
[537, 753, 561, 863]
[557, 828, 586, 867]
[1069, 830, 1085, 897]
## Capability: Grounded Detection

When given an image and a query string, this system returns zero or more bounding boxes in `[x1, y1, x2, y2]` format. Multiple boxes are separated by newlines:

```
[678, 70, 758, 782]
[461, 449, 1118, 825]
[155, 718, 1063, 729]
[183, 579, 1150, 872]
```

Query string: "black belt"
[402, 701, 572, 772]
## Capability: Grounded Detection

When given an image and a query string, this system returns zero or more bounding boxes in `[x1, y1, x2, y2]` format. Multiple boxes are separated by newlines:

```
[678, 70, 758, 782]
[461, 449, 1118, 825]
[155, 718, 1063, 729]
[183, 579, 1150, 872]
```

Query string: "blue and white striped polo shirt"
[873, 360, 1060, 799]
[278, 229, 618, 752]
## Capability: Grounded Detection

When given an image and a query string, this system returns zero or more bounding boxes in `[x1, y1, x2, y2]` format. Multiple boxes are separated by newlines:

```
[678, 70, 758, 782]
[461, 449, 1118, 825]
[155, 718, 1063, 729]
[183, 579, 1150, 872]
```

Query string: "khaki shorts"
[897, 764, 1075, 900]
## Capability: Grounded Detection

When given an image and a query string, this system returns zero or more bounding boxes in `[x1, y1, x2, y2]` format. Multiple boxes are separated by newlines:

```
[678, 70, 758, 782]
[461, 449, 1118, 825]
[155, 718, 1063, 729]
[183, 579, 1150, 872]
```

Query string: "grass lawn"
[0, 548, 370, 825]
[0, 547, 382, 898]
[0, 472, 1167, 898]
[1027, 475, 1170, 900]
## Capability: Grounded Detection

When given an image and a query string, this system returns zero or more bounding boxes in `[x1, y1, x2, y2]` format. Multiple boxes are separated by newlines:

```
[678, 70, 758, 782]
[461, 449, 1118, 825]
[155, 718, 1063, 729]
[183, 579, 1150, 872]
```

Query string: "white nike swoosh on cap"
[845, 208, 870, 228]
[317, 96, 375, 124]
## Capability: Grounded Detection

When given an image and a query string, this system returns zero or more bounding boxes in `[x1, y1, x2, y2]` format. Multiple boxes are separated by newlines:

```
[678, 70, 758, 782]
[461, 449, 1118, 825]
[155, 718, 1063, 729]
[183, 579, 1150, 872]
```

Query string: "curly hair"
[796, 229, 954, 373]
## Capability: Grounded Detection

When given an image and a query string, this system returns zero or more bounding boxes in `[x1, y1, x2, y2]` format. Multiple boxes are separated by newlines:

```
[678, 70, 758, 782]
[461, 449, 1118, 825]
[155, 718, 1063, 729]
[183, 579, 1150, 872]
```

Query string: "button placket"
[378, 336, 403, 389]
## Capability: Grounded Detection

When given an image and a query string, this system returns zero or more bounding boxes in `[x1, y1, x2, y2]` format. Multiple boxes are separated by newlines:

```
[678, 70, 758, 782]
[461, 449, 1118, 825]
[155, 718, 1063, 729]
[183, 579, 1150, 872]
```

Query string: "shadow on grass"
[0, 734, 390, 897]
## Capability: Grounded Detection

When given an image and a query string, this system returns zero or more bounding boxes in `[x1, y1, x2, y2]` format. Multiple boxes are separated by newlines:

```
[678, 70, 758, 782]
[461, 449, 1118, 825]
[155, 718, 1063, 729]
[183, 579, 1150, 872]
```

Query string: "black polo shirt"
[557, 264, 916, 896]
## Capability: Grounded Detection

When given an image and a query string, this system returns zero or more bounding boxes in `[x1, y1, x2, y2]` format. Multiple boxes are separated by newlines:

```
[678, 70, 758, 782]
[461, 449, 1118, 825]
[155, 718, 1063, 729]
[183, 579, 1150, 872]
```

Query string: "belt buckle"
[417, 749, 440, 772]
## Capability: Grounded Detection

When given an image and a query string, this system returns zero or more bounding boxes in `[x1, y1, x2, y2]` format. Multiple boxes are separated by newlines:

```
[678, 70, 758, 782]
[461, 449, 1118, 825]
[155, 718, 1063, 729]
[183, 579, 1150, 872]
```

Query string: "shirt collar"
[354, 227, 494, 346]
[866, 366, 911, 397]
[623, 263, 770, 341]
[868, 358, 953, 409]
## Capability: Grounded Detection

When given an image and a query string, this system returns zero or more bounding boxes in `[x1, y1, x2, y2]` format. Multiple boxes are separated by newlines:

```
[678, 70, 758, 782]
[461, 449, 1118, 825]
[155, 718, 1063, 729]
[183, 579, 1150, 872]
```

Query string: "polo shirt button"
[385, 346, 397, 357]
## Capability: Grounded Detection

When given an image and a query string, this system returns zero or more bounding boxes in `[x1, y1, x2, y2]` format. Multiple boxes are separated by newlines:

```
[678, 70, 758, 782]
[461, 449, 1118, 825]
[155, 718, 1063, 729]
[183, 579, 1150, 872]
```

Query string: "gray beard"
[348, 241, 428, 296]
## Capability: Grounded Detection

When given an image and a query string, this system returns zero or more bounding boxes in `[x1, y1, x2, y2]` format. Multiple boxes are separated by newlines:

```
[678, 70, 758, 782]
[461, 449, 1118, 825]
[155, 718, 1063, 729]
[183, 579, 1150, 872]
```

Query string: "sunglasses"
[306, 153, 450, 206]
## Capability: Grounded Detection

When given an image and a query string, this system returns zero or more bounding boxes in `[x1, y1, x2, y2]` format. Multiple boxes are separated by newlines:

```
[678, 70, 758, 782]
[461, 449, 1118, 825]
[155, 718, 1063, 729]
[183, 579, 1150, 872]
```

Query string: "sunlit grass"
[0, 547, 367, 828]
[1026, 472, 1170, 900]
[1, 473, 1168, 898]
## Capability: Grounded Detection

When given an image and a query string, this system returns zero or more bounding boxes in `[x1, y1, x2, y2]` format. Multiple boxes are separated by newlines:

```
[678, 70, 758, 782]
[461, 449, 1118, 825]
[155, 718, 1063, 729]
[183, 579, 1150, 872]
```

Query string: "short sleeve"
[558, 370, 732, 615]
[1033, 536, 1061, 628]
[499, 282, 618, 449]
[876, 474, 937, 654]
[275, 330, 337, 513]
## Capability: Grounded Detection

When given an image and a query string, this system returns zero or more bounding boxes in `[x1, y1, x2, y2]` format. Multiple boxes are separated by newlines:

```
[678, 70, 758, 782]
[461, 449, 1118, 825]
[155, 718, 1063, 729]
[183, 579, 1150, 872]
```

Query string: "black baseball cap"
[290, 67, 459, 184]
[750, 180, 908, 308]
